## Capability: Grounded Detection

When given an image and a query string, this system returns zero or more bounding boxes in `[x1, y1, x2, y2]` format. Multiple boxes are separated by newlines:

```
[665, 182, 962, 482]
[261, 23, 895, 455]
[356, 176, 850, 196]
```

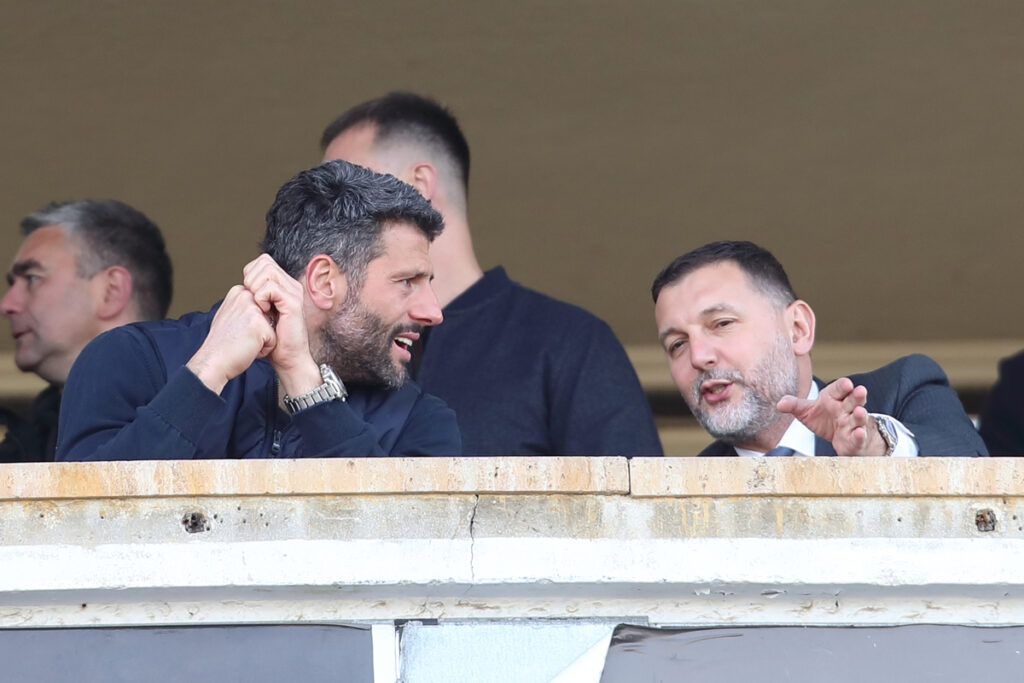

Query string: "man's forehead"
[656, 261, 776, 322]
[13, 225, 76, 264]
[372, 222, 431, 264]
[322, 123, 381, 169]
[672, 261, 760, 301]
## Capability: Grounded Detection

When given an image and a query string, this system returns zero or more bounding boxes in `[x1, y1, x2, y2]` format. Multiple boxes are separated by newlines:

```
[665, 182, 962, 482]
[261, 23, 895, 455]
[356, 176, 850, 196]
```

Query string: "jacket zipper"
[267, 375, 283, 458]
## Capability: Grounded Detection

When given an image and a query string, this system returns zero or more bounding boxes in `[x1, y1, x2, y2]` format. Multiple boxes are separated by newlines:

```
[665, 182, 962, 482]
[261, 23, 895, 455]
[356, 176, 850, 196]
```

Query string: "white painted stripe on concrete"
[0, 539, 474, 591]
[0, 537, 1020, 594]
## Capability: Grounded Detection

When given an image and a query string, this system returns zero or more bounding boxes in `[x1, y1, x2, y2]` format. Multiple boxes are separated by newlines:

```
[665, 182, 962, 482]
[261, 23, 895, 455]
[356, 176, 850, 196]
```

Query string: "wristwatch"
[283, 364, 347, 414]
[872, 414, 898, 456]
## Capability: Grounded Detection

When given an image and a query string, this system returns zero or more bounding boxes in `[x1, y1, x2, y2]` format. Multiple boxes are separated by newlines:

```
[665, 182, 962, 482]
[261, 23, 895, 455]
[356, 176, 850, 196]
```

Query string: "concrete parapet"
[630, 456, 1024, 497]
[0, 456, 1021, 633]
[0, 456, 629, 500]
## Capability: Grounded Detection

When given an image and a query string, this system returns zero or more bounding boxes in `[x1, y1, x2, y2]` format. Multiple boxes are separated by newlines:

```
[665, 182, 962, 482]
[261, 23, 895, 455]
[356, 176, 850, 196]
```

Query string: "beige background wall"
[1, 1, 1022, 348]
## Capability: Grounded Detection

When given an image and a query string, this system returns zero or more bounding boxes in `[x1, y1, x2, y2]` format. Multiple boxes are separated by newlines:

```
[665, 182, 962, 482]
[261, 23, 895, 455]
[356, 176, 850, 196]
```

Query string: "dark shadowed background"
[2, 0, 1021, 348]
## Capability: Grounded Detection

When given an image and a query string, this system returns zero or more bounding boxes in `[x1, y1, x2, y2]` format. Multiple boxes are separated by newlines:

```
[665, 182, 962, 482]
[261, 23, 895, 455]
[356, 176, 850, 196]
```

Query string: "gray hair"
[21, 199, 173, 319]
[260, 160, 444, 291]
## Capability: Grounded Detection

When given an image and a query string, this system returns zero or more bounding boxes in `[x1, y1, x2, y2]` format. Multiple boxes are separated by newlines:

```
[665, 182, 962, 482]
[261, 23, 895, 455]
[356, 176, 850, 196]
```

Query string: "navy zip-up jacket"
[56, 307, 461, 461]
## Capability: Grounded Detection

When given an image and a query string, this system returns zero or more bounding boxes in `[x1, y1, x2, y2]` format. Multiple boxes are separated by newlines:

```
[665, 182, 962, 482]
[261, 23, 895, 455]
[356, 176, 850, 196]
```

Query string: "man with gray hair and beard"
[651, 241, 986, 456]
[57, 160, 460, 461]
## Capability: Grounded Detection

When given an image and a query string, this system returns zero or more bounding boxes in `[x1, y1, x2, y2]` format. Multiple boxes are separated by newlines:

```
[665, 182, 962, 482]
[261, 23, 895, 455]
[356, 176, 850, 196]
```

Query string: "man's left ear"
[786, 299, 816, 356]
[304, 254, 345, 311]
[407, 162, 439, 201]
[95, 266, 133, 320]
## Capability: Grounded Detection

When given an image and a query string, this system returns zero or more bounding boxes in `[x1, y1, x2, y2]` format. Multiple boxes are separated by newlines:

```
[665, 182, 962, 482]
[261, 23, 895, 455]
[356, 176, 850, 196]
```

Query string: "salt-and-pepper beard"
[314, 291, 417, 390]
[688, 332, 799, 445]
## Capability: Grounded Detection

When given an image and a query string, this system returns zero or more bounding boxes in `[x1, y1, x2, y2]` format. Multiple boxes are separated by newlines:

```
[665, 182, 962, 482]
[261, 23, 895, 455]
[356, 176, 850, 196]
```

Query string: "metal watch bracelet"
[282, 364, 347, 415]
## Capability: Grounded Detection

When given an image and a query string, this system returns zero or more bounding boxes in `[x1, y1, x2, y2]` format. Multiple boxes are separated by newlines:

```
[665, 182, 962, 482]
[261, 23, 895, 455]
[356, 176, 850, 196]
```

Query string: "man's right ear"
[407, 161, 439, 201]
[304, 255, 346, 311]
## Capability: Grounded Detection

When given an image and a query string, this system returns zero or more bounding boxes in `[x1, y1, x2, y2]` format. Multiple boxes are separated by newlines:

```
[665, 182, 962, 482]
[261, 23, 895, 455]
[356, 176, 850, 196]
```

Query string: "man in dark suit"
[651, 241, 987, 456]
[978, 350, 1024, 455]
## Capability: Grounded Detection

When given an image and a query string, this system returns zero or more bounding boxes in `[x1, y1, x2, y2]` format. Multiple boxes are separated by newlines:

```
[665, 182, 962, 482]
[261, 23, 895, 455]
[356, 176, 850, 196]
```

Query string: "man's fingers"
[256, 328, 277, 358]
[777, 395, 807, 415]
[849, 405, 870, 428]
[840, 385, 869, 414]
[241, 253, 278, 280]
[243, 261, 304, 320]
[822, 377, 855, 401]
[247, 280, 281, 314]
[848, 425, 868, 453]
[243, 255, 293, 292]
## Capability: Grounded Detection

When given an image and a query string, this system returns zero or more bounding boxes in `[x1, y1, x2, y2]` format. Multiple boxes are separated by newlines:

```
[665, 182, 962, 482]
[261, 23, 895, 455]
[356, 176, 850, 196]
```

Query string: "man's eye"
[668, 339, 687, 354]
[714, 319, 734, 329]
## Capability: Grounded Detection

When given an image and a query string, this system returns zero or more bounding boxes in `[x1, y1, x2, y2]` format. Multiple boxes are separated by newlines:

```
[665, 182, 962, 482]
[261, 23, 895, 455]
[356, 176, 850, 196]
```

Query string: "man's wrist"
[185, 355, 229, 395]
[283, 364, 347, 414]
[276, 358, 324, 399]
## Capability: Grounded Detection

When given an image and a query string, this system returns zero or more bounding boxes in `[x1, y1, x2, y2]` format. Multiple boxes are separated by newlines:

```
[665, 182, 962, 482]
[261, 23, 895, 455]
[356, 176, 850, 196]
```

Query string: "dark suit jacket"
[0, 385, 60, 463]
[978, 349, 1024, 455]
[699, 354, 988, 456]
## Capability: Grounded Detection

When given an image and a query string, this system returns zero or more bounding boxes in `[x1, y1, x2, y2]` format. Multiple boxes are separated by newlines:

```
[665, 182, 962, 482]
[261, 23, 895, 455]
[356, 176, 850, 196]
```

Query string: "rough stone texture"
[0, 457, 629, 500]
[0, 457, 1022, 629]
[629, 456, 1024, 497]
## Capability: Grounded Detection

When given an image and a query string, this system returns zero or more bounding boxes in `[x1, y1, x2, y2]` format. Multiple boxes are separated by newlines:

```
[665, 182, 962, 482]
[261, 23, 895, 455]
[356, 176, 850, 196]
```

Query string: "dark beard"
[315, 295, 413, 390]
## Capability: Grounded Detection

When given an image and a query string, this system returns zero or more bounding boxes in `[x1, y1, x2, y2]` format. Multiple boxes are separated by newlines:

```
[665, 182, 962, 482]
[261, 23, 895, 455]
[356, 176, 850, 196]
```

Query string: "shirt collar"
[734, 382, 819, 457]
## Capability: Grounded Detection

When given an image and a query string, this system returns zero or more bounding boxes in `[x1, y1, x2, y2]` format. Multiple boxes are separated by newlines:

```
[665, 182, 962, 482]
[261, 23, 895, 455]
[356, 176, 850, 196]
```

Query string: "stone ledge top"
[2, 456, 1023, 501]
[629, 456, 1024, 497]
[0, 456, 630, 500]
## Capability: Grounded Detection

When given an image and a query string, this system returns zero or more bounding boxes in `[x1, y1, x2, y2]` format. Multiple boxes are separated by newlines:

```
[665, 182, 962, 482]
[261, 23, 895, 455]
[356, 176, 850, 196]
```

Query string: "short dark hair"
[261, 160, 444, 289]
[320, 92, 471, 195]
[21, 199, 173, 319]
[651, 240, 797, 308]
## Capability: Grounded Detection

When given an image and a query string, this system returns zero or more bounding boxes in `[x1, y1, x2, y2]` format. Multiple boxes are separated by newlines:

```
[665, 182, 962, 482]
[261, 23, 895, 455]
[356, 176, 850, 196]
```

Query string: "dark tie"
[764, 446, 796, 457]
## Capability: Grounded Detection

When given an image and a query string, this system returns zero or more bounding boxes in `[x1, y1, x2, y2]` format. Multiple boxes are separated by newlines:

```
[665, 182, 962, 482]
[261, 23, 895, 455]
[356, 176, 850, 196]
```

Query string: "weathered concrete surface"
[630, 456, 1024, 497]
[0, 458, 1021, 629]
[0, 457, 628, 500]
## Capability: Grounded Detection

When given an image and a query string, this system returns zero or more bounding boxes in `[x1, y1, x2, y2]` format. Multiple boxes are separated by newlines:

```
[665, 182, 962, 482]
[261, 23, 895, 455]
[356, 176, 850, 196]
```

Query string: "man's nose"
[0, 284, 22, 317]
[688, 334, 717, 370]
[411, 286, 443, 327]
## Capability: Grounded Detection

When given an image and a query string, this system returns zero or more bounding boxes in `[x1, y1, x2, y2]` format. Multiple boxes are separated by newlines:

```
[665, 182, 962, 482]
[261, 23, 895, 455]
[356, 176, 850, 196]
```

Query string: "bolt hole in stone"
[181, 511, 211, 534]
[975, 509, 997, 533]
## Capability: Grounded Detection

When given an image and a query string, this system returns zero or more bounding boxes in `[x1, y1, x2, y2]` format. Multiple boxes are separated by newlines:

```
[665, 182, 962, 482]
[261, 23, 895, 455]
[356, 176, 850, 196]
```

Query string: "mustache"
[391, 323, 423, 337]
[691, 368, 745, 403]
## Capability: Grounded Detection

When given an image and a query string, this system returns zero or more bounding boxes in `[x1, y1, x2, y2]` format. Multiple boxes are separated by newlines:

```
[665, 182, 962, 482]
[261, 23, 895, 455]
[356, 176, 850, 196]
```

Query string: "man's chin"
[695, 405, 759, 443]
[373, 358, 409, 390]
[13, 352, 40, 374]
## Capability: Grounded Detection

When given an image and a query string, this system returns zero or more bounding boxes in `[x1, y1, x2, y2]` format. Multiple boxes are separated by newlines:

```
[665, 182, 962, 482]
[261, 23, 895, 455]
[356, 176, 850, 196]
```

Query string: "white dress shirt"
[734, 382, 919, 457]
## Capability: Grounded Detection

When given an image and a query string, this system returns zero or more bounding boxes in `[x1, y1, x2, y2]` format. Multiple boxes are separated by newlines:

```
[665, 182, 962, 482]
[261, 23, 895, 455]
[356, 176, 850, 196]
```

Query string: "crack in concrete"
[468, 494, 480, 582]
